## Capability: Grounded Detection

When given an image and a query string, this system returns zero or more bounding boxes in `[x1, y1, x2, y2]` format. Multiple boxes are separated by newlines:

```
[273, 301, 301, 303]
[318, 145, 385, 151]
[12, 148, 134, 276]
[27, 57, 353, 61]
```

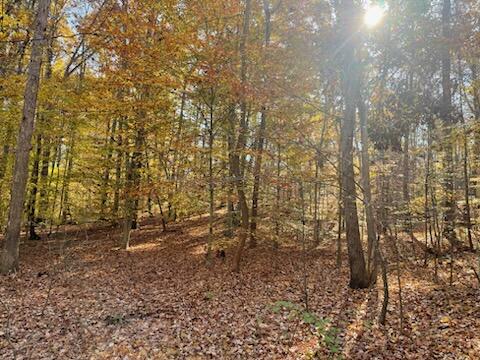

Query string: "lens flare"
[364, 5, 384, 28]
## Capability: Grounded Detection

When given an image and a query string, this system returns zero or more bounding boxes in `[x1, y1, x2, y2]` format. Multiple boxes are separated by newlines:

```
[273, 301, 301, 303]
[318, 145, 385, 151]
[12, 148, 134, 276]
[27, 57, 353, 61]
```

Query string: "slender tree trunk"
[358, 96, 377, 282]
[1, 0, 51, 274]
[336, 126, 343, 268]
[462, 114, 473, 252]
[27, 136, 42, 240]
[313, 160, 320, 246]
[123, 153, 134, 249]
[130, 127, 144, 231]
[424, 120, 432, 265]
[206, 100, 215, 264]
[226, 118, 235, 238]
[441, 0, 457, 244]
[249, 0, 272, 248]
[0, 126, 12, 181]
[38, 138, 51, 223]
[337, 0, 369, 289]
[100, 119, 118, 219]
[275, 143, 281, 239]
[36, 25, 54, 226]
[48, 139, 62, 235]
[299, 182, 309, 311]
[60, 143, 74, 224]
[232, 0, 252, 273]
[458, 61, 474, 251]
[249, 109, 266, 248]
[402, 127, 414, 236]
[377, 237, 388, 325]
[113, 120, 124, 219]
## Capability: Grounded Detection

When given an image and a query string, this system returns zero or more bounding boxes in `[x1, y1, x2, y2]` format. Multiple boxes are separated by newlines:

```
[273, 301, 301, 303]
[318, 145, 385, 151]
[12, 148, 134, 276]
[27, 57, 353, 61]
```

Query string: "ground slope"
[1, 215, 479, 359]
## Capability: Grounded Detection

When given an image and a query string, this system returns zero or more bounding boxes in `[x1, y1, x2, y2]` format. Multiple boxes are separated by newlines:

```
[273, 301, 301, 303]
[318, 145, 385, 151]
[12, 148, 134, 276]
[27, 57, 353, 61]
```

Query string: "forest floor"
[1, 214, 479, 359]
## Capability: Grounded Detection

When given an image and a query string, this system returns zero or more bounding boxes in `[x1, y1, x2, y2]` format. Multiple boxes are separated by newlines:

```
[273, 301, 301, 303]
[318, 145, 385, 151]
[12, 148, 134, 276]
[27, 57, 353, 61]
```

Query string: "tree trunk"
[113, 120, 124, 219]
[59, 144, 74, 225]
[358, 96, 377, 282]
[225, 117, 235, 238]
[1, 0, 51, 274]
[100, 119, 118, 219]
[27, 135, 42, 240]
[457, 60, 474, 251]
[441, 0, 457, 244]
[232, 0, 252, 273]
[275, 143, 281, 239]
[337, 0, 369, 289]
[0, 126, 12, 181]
[38, 139, 51, 223]
[313, 160, 320, 246]
[206, 100, 215, 264]
[249, 0, 272, 249]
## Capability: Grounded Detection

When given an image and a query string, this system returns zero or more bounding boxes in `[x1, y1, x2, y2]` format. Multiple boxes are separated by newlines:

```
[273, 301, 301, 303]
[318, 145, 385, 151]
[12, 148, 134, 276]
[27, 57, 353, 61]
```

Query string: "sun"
[364, 5, 385, 28]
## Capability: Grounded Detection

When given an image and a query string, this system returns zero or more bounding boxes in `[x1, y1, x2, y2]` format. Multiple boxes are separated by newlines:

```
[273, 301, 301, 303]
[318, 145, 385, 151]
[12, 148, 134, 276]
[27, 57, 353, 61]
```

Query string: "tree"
[231, 0, 252, 273]
[1, 0, 52, 273]
[336, 0, 370, 289]
[440, 0, 457, 245]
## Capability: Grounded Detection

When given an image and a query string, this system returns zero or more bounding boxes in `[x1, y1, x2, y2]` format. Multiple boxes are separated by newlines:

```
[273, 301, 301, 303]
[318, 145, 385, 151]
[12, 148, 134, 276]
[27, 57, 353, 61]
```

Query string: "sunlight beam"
[364, 5, 384, 28]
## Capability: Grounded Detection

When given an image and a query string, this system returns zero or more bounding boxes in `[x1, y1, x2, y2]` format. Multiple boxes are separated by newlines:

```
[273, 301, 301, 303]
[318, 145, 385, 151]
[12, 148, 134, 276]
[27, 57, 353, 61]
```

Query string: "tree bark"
[206, 99, 215, 264]
[1, 0, 52, 274]
[100, 119, 118, 219]
[232, 0, 252, 273]
[27, 136, 42, 240]
[337, 0, 369, 289]
[249, 0, 273, 248]
[358, 96, 377, 282]
[441, 0, 457, 244]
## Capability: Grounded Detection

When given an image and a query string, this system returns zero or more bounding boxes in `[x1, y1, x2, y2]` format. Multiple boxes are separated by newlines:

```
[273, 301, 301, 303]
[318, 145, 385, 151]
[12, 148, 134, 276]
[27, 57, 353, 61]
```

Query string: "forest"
[0, 0, 480, 358]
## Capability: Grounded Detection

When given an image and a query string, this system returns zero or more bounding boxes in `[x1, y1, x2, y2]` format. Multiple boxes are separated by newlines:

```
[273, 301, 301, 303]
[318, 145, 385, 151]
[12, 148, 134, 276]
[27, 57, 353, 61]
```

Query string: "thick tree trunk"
[1, 0, 51, 274]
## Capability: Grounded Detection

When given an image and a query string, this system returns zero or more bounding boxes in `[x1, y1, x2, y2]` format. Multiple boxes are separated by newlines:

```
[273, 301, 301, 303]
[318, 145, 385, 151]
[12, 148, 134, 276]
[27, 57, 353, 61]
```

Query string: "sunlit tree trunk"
[337, 0, 369, 289]
[358, 96, 377, 282]
[458, 63, 474, 251]
[1, 0, 51, 274]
